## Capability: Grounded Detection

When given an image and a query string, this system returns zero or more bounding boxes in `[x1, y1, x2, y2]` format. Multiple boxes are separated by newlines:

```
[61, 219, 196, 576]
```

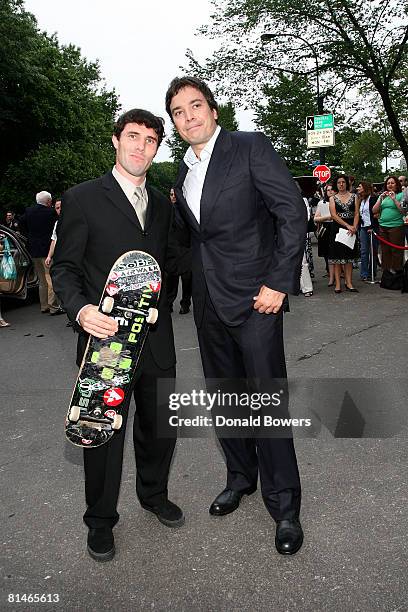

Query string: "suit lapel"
[101, 171, 142, 230]
[144, 184, 158, 232]
[174, 161, 200, 232]
[200, 128, 236, 229]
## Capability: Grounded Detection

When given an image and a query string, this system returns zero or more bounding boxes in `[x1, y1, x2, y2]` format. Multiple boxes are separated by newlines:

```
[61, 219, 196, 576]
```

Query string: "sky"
[24, 0, 255, 162]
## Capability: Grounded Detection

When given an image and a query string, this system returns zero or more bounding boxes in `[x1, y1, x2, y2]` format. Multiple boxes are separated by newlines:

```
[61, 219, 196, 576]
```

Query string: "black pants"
[167, 271, 192, 310]
[77, 338, 176, 529]
[197, 293, 301, 521]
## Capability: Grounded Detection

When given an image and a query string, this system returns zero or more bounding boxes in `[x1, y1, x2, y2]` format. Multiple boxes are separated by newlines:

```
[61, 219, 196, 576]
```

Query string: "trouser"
[197, 291, 301, 522]
[359, 227, 378, 279]
[379, 226, 404, 271]
[32, 257, 60, 312]
[77, 339, 177, 529]
[167, 271, 192, 309]
[300, 252, 313, 294]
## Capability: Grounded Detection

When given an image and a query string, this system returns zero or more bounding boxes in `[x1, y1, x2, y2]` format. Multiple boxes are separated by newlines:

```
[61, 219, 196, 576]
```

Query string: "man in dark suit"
[165, 77, 307, 555]
[51, 109, 185, 562]
[19, 191, 63, 314]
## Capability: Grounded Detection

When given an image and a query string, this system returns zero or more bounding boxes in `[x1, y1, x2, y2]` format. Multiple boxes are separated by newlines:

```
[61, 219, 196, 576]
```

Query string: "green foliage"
[341, 130, 384, 182]
[0, 141, 115, 211]
[186, 0, 408, 166]
[254, 74, 315, 173]
[0, 0, 120, 210]
[167, 102, 239, 163]
[147, 161, 178, 197]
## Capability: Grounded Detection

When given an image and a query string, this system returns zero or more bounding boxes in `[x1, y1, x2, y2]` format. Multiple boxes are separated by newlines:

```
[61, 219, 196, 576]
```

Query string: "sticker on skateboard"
[65, 250, 161, 448]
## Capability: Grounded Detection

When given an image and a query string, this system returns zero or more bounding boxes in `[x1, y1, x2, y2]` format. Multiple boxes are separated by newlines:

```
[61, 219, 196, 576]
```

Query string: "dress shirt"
[76, 167, 147, 323]
[360, 197, 371, 227]
[112, 166, 147, 212]
[182, 125, 221, 223]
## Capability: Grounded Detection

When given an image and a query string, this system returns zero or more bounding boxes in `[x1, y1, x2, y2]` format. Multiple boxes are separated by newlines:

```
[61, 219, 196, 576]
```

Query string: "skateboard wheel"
[146, 308, 158, 325]
[112, 414, 123, 430]
[102, 296, 114, 314]
[68, 405, 81, 423]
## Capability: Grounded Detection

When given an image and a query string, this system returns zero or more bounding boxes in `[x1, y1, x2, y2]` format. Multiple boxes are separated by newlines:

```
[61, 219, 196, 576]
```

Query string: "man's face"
[398, 176, 406, 187]
[55, 201, 62, 215]
[6, 212, 13, 223]
[169, 86, 218, 155]
[112, 123, 159, 181]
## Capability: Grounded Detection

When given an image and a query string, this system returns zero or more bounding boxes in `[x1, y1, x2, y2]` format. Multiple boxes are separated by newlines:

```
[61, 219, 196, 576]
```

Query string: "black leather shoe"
[209, 486, 257, 516]
[141, 500, 185, 528]
[275, 519, 303, 555]
[50, 308, 66, 316]
[179, 305, 190, 314]
[87, 527, 115, 562]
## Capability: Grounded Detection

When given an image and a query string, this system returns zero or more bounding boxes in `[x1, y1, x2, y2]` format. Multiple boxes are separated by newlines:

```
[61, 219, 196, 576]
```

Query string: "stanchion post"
[367, 231, 379, 285]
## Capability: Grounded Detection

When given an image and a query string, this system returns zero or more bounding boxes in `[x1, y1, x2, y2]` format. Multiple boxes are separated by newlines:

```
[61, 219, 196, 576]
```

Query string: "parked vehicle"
[0, 224, 38, 299]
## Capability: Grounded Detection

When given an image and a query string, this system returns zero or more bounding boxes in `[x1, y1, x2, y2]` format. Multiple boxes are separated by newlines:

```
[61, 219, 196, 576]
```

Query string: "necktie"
[132, 186, 147, 229]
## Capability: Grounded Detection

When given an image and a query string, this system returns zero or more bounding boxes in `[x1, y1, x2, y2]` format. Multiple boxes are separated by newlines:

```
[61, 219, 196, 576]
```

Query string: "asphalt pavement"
[1, 252, 407, 612]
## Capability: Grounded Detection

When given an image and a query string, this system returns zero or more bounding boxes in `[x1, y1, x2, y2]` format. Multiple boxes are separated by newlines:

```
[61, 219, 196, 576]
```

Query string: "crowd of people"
[300, 173, 408, 296]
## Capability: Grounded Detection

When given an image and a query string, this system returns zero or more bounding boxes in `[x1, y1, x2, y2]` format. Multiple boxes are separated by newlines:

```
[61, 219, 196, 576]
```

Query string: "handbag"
[0, 237, 17, 280]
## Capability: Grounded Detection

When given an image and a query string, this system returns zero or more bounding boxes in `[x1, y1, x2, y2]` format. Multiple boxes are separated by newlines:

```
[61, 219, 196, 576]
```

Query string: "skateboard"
[65, 250, 161, 448]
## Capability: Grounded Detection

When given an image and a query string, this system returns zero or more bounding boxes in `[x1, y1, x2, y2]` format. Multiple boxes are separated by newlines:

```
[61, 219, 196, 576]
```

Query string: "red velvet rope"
[372, 231, 408, 250]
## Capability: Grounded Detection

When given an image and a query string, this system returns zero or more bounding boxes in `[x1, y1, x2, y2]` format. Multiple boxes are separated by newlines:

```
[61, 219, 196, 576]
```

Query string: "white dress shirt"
[112, 166, 147, 209]
[182, 125, 221, 223]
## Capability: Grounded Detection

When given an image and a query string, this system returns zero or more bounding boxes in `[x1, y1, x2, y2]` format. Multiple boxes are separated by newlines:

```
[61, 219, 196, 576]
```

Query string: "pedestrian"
[166, 188, 192, 314]
[372, 176, 405, 273]
[52, 109, 185, 563]
[314, 183, 335, 286]
[19, 191, 64, 315]
[45, 199, 61, 267]
[166, 76, 306, 555]
[328, 175, 360, 293]
[4, 211, 19, 232]
[356, 181, 379, 281]
[300, 195, 313, 297]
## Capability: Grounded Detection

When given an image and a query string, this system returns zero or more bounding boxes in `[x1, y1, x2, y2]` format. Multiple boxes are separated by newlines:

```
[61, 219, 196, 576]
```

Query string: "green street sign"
[306, 114, 335, 148]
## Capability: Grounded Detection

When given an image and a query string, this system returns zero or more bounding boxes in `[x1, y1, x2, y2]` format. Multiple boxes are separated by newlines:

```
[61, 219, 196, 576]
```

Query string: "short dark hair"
[113, 109, 165, 146]
[384, 175, 402, 194]
[332, 174, 350, 192]
[165, 76, 219, 122]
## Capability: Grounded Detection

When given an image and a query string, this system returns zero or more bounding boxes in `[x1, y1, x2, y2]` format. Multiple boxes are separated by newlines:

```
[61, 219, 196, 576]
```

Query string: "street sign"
[306, 114, 335, 148]
[313, 165, 331, 183]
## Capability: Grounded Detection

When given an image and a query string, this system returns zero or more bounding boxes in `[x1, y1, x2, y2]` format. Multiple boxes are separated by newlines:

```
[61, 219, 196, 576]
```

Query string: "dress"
[328, 194, 359, 264]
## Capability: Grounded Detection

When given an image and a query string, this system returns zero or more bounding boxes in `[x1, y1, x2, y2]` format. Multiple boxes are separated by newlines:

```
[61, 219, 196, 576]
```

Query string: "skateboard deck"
[65, 250, 161, 448]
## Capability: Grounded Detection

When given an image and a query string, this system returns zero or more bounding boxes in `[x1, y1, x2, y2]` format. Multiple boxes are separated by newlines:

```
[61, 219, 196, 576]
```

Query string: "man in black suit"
[52, 109, 185, 562]
[165, 77, 307, 555]
[19, 191, 63, 314]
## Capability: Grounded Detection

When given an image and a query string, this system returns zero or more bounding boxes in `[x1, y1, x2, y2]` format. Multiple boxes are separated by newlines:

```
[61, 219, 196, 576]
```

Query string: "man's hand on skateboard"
[79, 305, 118, 338]
[253, 285, 285, 314]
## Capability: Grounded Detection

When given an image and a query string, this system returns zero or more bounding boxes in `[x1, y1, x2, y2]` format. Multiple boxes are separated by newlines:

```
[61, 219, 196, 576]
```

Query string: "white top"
[51, 220, 58, 242]
[182, 125, 221, 223]
[315, 199, 332, 222]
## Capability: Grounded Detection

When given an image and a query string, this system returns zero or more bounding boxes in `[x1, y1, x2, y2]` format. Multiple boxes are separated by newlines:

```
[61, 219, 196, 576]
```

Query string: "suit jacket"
[174, 128, 307, 327]
[51, 171, 179, 369]
[19, 204, 57, 258]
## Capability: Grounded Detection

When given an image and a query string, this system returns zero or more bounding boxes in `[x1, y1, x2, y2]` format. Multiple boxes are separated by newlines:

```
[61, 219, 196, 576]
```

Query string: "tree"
[185, 0, 408, 166]
[0, 0, 120, 209]
[341, 130, 384, 182]
[167, 101, 239, 163]
[147, 161, 178, 196]
[254, 74, 316, 173]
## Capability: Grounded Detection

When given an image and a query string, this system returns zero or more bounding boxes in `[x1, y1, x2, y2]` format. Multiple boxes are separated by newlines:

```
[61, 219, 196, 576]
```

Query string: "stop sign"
[313, 165, 331, 183]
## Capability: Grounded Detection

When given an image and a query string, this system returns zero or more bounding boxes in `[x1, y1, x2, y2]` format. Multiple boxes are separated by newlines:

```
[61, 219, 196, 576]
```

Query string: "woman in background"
[372, 176, 405, 273]
[314, 183, 335, 286]
[356, 181, 379, 281]
[328, 175, 359, 293]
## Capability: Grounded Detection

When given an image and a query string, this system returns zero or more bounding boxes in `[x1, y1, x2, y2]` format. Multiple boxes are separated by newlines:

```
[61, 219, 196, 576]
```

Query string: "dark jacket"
[19, 204, 57, 258]
[174, 128, 307, 328]
[51, 171, 182, 370]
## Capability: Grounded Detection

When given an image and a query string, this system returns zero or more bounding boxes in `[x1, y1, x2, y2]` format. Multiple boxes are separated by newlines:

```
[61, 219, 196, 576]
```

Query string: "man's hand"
[253, 285, 286, 314]
[45, 256, 52, 267]
[78, 304, 118, 339]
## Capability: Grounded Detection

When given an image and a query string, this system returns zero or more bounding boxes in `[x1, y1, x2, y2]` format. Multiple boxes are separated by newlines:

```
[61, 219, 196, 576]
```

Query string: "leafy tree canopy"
[185, 0, 408, 165]
[0, 0, 120, 209]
